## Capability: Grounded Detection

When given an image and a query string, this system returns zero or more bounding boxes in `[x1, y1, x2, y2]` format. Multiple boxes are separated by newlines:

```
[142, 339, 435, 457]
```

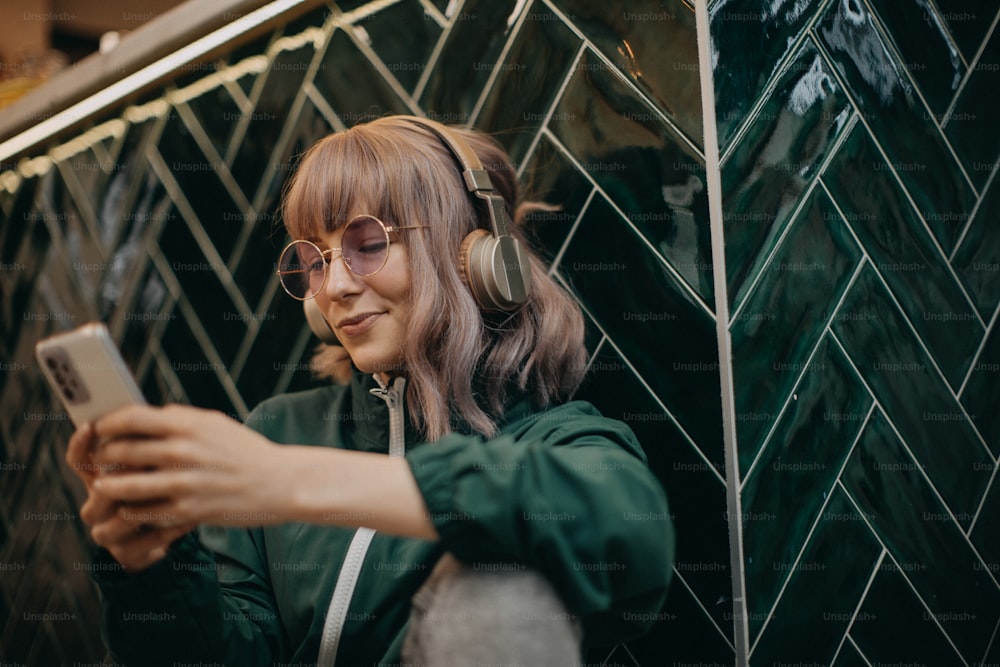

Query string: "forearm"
[281, 445, 439, 541]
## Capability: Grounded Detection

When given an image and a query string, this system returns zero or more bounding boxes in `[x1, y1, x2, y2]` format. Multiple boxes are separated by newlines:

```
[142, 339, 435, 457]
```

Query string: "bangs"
[282, 130, 393, 240]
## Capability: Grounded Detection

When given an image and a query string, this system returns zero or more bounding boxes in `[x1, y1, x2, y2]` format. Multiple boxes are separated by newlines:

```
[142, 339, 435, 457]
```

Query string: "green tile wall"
[715, 0, 1000, 665]
[1, 0, 997, 664]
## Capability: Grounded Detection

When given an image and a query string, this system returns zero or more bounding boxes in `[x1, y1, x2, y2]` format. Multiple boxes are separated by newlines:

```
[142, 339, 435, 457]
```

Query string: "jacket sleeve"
[404, 401, 675, 646]
[93, 524, 288, 666]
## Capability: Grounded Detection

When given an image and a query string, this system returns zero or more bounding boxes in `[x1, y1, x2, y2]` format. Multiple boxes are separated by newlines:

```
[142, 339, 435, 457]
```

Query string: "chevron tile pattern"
[714, 0, 1000, 664]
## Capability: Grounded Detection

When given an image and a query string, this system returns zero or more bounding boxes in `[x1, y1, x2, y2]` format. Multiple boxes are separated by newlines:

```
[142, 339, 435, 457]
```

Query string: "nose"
[324, 253, 363, 302]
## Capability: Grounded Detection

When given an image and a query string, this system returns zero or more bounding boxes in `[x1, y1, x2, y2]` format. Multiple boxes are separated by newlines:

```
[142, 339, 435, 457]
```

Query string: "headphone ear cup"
[303, 298, 339, 344]
[458, 229, 491, 306]
[458, 229, 532, 311]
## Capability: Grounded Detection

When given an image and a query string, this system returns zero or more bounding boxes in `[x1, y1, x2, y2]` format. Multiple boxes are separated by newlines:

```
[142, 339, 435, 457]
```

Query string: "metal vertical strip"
[693, 1, 750, 663]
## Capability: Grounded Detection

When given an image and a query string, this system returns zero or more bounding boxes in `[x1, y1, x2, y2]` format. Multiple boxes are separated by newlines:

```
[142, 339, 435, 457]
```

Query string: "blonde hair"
[281, 116, 587, 439]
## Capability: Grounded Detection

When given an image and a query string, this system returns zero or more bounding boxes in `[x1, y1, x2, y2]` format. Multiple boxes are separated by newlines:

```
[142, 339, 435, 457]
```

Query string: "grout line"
[53, 157, 105, 260]
[171, 98, 253, 214]
[555, 271, 727, 488]
[829, 331, 1000, 591]
[411, 0, 458, 101]
[966, 455, 998, 540]
[467, 0, 531, 127]
[339, 14, 422, 115]
[939, 6, 1000, 130]
[846, 631, 875, 667]
[695, 2, 749, 664]
[538, 0, 704, 158]
[747, 402, 875, 656]
[726, 109, 858, 326]
[545, 186, 594, 278]
[738, 257, 865, 492]
[515, 41, 587, 179]
[145, 146, 253, 316]
[838, 479, 972, 667]
[812, 39, 988, 333]
[858, 0, 979, 199]
[957, 293, 999, 399]
[981, 616, 1000, 667]
[146, 246, 247, 415]
[949, 151, 999, 267]
[540, 127, 717, 321]
[819, 176, 992, 454]
[304, 82, 347, 133]
[717, 0, 835, 167]
[832, 549, 886, 665]
[669, 566, 738, 653]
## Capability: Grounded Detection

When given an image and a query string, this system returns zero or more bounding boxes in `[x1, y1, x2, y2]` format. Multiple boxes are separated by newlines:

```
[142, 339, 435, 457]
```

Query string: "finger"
[93, 470, 196, 504]
[91, 504, 181, 545]
[108, 523, 197, 572]
[97, 438, 202, 472]
[66, 422, 98, 483]
[79, 491, 120, 526]
[94, 404, 198, 441]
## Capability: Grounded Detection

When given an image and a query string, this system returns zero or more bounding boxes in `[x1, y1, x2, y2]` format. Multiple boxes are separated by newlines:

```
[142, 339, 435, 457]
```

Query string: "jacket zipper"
[316, 375, 407, 666]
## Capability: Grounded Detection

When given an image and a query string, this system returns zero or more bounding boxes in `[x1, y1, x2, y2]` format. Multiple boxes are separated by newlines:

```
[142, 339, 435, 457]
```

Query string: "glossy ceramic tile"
[560, 194, 724, 470]
[181, 84, 242, 165]
[944, 26, 1000, 191]
[952, 169, 1000, 321]
[832, 264, 992, 527]
[721, 42, 852, 309]
[842, 411, 999, 662]
[574, 341, 734, 642]
[731, 189, 862, 469]
[549, 52, 715, 308]
[823, 123, 981, 389]
[969, 474, 999, 578]
[816, 0, 976, 255]
[830, 640, 869, 667]
[710, 0, 824, 149]
[866, 0, 965, 116]
[358, 0, 442, 93]
[418, 0, 519, 121]
[740, 336, 872, 637]
[519, 135, 593, 261]
[749, 489, 881, 665]
[850, 564, 965, 664]
[934, 0, 998, 63]
[960, 313, 1000, 456]
[312, 28, 410, 123]
[551, 0, 703, 147]
[625, 578, 736, 666]
[474, 5, 581, 166]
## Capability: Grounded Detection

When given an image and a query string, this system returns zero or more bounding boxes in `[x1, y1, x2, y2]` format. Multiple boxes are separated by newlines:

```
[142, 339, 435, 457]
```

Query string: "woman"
[68, 115, 674, 666]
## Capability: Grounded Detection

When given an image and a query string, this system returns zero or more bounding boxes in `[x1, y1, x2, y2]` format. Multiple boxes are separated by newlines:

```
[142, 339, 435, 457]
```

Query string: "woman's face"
[311, 216, 412, 378]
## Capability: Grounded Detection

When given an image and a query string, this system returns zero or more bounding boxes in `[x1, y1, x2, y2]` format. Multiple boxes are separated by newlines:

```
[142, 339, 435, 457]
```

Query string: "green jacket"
[93, 372, 674, 665]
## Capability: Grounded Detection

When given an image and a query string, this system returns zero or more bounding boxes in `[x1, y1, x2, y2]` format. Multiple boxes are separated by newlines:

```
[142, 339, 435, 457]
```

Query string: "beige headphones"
[303, 116, 533, 345]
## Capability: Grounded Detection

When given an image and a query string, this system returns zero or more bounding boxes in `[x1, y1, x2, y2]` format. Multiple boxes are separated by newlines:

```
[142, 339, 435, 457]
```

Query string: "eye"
[356, 239, 388, 255]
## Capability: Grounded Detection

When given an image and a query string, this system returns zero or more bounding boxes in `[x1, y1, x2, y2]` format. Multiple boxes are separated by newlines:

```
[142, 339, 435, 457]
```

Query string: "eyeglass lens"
[278, 215, 390, 299]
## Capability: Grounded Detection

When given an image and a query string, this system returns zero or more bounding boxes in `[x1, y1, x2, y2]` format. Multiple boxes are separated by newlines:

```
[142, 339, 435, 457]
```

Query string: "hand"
[90, 404, 291, 528]
[67, 421, 195, 572]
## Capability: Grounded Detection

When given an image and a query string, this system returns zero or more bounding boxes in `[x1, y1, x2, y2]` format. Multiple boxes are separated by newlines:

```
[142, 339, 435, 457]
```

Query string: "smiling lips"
[335, 312, 384, 337]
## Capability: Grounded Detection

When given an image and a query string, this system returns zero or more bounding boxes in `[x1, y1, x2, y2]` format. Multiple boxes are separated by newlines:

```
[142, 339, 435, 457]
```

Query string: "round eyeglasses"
[276, 215, 427, 300]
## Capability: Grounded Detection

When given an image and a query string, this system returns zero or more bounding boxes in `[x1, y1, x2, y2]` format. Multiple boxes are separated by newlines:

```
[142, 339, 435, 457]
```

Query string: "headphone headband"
[398, 117, 512, 238]
[399, 116, 530, 311]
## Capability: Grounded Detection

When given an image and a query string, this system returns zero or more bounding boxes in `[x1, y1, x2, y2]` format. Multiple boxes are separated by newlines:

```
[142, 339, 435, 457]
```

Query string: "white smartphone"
[35, 322, 147, 427]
